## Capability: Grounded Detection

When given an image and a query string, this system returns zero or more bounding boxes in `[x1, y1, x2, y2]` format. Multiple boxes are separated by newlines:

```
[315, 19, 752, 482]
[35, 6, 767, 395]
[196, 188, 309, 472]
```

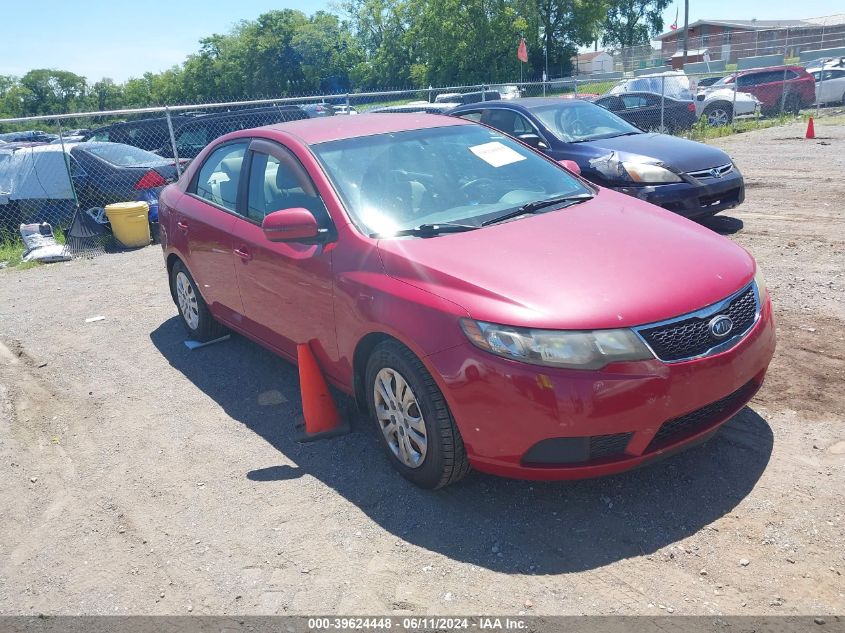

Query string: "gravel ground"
[0, 119, 843, 616]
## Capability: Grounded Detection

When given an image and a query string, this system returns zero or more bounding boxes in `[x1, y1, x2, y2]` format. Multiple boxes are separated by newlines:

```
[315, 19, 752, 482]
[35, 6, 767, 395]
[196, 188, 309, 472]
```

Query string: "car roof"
[453, 97, 592, 110]
[735, 65, 806, 74]
[258, 113, 472, 145]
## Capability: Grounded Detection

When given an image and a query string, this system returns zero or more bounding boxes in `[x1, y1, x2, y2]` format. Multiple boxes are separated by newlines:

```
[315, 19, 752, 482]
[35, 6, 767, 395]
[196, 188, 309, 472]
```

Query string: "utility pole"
[682, 0, 690, 66]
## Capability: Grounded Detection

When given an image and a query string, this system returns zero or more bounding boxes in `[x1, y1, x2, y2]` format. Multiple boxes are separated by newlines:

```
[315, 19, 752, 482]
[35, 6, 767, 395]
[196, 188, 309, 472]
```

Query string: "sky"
[1, 0, 843, 83]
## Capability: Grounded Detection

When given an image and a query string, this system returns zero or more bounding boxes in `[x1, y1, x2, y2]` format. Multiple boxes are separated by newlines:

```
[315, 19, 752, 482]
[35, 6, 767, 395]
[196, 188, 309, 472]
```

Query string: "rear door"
[176, 140, 249, 320]
[229, 138, 337, 361]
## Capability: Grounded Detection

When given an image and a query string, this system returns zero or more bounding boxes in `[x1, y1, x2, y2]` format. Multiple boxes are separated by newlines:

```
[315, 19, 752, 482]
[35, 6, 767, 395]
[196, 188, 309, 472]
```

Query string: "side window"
[88, 130, 110, 142]
[511, 113, 536, 135]
[736, 74, 756, 88]
[621, 95, 647, 109]
[457, 110, 483, 122]
[246, 146, 330, 226]
[177, 125, 209, 152]
[193, 142, 248, 212]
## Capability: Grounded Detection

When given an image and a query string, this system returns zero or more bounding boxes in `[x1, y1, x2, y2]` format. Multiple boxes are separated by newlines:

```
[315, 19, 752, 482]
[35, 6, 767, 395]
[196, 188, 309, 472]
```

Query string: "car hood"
[580, 133, 732, 172]
[377, 188, 755, 330]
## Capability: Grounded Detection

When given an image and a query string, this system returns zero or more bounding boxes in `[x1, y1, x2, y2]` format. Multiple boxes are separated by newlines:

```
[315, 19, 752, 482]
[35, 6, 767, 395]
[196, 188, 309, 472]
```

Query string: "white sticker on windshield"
[468, 141, 527, 168]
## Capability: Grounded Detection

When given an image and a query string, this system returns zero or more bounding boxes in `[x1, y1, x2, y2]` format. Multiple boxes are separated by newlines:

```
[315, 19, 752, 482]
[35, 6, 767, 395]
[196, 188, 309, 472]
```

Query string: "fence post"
[731, 79, 738, 132]
[165, 106, 182, 178]
[345, 93, 350, 111]
[779, 30, 790, 117]
[573, 75, 578, 98]
[816, 68, 825, 116]
[428, 85, 433, 103]
[660, 75, 665, 132]
[482, 84, 487, 102]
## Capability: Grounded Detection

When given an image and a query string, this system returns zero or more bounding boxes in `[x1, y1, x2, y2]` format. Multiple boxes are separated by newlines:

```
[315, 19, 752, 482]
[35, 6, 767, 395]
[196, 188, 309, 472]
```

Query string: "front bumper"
[614, 169, 745, 219]
[425, 293, 775, 480]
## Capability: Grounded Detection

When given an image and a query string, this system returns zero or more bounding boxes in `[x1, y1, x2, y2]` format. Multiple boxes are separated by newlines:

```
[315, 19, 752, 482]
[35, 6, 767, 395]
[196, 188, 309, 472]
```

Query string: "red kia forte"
[159, 114, 775, 488]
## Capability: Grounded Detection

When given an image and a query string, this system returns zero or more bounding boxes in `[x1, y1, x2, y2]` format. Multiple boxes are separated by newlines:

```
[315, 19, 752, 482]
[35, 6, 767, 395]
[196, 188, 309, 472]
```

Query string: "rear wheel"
[365, 340, 469, 488]
[703, 102, 733, 126]
[170, 260, 226, 341]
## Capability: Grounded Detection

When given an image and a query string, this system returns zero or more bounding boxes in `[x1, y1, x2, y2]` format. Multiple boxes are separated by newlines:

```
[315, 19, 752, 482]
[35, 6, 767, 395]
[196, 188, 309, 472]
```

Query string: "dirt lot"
[0, 119, 843, 616]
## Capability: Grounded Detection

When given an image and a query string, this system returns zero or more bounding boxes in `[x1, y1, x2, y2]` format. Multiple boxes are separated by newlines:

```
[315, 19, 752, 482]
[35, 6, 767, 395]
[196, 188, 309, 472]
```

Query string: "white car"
[695, 82, 761, 126]
[810, 62, 845, 105]
[609, 71, 759, 126]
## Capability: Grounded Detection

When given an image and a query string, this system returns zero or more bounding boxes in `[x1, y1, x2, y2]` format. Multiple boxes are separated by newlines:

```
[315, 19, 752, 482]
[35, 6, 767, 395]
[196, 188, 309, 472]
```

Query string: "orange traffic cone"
[806, 117, 815, 139]
[295, 342, 348, 442]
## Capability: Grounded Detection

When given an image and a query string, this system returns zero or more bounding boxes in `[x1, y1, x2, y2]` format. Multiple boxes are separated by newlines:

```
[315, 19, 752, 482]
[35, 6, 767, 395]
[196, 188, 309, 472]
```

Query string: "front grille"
[646, 380, 757, 452]
[637, 285, 758, 362]
[589, 432, 633, 460]
[687, 163, 734, 179]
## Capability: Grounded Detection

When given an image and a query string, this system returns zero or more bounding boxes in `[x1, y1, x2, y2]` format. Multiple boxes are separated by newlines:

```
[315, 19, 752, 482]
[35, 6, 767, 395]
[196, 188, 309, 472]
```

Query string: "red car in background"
[158, 114, 775, 488]
[713, 65, 815, 115]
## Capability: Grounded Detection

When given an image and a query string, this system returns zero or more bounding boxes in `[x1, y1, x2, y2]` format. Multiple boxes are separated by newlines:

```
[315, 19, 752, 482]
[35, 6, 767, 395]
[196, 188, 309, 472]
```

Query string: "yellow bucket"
[105, 201, 151, 248]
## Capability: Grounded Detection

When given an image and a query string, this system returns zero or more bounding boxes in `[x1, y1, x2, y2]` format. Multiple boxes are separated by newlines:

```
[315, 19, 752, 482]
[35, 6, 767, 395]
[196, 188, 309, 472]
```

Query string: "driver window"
[193, 142, 247, 212]
[247, 149, 330, 225]
[457, 111, 483, 122]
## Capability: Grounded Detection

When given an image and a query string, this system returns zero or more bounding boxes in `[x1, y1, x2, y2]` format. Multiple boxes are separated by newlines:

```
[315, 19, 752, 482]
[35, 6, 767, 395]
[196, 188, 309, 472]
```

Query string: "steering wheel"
[459, 177, 496, 199]
[569, 118, 588, 137]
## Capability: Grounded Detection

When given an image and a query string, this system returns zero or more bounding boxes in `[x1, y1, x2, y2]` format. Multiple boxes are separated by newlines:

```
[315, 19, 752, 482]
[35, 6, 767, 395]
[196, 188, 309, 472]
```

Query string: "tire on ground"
[169, 260, 227, 342]
[703, 102, 733, 126]
[365, 339, 470, 489]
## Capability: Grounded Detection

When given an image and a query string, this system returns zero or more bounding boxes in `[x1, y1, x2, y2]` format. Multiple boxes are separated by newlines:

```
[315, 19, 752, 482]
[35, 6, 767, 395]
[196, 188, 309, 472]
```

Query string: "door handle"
[176, 220, 189, 232]
[234, 247, 252, 262]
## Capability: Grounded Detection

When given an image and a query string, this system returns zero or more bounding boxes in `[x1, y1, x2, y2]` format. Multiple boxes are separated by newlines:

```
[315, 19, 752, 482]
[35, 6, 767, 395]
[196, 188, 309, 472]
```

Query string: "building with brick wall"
[655, 16, 845, 64]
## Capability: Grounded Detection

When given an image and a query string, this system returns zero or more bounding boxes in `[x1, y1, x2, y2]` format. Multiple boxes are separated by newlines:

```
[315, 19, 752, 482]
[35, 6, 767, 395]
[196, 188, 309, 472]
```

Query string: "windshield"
[609, 75, 693, 100]
[312, 124, 591, 236]
[83, 143, 171, 167]
[532, 102, 641, 142]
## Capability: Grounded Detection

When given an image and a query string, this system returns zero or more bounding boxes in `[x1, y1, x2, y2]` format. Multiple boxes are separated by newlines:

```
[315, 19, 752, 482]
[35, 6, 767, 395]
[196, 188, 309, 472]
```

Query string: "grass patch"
[683, 112, 803, 141]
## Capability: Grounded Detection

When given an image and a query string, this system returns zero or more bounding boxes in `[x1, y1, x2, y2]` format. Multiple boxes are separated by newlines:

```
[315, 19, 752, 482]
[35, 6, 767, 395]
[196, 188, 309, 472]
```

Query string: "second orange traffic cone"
[806, 117, 815, 139]
[295, 342, 348, 442]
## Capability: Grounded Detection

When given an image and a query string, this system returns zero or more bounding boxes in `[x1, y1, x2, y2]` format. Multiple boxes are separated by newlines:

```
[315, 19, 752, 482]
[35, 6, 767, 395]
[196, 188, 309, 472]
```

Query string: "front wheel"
[703, 102, 733, 126]
[170, 260, 226, 341]
[365, 340, 470, 488]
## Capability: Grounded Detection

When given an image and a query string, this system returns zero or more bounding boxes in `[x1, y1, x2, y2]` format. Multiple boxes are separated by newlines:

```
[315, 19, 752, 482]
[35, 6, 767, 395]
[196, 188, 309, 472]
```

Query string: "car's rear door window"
[192, 142, 248, 212]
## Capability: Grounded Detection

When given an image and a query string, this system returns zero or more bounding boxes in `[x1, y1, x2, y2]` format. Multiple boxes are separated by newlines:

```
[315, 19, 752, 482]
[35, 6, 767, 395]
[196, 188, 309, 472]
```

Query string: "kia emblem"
[709, 315, 734, 338]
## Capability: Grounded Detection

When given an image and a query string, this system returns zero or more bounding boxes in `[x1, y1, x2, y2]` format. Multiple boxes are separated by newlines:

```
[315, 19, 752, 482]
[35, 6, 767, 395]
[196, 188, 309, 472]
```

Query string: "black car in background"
[449, 98, 743, 219]
[68, 142, 178, 210]
[0, 130, 58, 143]
[83, 105, 308, 159]
[592, 92, 698, 132]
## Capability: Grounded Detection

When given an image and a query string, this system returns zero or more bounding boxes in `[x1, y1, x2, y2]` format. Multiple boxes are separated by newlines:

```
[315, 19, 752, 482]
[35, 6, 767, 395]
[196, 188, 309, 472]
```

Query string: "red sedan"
[159, 114, 775, 488]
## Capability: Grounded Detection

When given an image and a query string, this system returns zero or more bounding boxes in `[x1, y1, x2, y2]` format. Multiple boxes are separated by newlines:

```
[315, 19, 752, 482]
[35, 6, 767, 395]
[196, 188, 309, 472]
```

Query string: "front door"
[230, 139, 337, 366]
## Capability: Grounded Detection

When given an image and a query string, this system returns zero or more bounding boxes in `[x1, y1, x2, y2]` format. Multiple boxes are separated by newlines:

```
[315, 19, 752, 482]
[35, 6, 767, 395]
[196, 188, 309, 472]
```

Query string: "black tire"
[365, 340, 470, 489]
[169, 260, 226, 342]
[703, 102, 733, 126]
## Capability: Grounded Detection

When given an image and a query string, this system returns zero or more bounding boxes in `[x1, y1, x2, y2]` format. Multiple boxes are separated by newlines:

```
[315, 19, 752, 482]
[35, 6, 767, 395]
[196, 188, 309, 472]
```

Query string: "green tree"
[18, 69, 88, 115]
[602, 0, 669, 49]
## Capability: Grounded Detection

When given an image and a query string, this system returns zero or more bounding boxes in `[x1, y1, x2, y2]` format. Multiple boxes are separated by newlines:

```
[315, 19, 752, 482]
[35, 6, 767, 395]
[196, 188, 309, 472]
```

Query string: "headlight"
[588, 151, 682, 184]
[621, 162, 683, 183]
[754, 265, 767, 298]
[460, 319, 653, 370]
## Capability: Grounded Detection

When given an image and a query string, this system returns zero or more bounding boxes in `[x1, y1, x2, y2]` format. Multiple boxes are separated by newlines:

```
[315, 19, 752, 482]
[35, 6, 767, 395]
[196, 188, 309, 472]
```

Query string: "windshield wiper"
[481, 193, 594, 227]
[371, 222, 479, 238]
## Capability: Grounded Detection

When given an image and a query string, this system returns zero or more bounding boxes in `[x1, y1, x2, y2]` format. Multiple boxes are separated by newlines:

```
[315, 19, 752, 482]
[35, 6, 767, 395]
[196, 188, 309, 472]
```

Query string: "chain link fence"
[2, 59, 844, 263]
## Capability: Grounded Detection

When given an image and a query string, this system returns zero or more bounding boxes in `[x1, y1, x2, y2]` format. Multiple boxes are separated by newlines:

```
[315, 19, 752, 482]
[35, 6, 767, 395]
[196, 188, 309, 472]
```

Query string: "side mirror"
[262, 208, 322, 243]
[518, 133, 548, 150]
[558, 159, 582, 176]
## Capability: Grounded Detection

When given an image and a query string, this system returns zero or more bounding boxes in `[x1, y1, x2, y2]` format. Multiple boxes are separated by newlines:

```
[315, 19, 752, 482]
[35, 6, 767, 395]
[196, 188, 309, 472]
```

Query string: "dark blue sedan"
[449, 98, 744, 219]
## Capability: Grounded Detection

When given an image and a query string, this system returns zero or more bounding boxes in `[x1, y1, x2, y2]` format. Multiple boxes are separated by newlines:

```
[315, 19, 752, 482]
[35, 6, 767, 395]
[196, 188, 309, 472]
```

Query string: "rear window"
[82, 143, 170, 167]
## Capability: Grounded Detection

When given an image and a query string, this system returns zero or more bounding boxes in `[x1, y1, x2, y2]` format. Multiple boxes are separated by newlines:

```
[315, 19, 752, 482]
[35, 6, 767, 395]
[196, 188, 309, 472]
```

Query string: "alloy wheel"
[175, 271, 200, 330]
[706, 107, 730, 126]
[373, 367, 428, 468]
